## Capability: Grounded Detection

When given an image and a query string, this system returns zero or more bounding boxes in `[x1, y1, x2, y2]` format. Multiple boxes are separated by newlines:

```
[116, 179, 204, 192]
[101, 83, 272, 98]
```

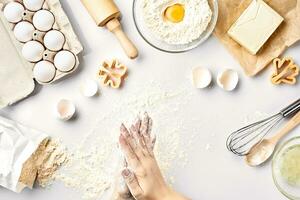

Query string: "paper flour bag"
[0, 115, 48, 192]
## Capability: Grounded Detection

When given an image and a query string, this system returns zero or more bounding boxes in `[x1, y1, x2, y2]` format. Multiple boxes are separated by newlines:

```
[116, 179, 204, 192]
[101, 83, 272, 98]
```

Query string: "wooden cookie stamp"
[271, 57, 299, 85]
[98, 59, 127, 89]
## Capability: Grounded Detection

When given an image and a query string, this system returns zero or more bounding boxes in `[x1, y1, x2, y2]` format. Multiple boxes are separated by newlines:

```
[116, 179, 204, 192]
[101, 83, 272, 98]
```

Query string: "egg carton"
[0, 0, 83, 108]
[0, 0, 83, 85]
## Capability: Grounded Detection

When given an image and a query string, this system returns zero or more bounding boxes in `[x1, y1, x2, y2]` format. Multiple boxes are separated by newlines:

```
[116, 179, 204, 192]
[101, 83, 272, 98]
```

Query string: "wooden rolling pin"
[81, 0, 138, 59]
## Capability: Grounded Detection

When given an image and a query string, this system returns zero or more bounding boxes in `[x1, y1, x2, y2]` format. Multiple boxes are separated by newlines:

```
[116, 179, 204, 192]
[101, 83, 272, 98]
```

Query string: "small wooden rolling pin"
[81, 0, 138, 59]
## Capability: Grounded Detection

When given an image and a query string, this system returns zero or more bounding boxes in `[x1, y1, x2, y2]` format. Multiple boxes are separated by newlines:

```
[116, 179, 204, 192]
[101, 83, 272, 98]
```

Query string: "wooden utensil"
[81, 0, 138, 59]
[246, 111, 300, 167]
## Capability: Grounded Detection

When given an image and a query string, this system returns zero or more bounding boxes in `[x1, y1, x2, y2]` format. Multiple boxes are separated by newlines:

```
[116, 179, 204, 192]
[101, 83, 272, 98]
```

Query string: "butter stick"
[228, 0, 283, 55]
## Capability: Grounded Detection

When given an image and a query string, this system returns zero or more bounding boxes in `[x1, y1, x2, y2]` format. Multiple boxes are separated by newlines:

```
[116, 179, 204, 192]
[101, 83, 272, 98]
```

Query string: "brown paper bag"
[214, 0, 300, 76]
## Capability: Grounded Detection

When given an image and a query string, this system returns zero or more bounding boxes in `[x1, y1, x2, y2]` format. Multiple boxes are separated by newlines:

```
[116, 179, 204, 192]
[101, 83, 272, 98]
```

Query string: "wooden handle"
[106, 19, 138, 59]
[271, 111, 300, 143]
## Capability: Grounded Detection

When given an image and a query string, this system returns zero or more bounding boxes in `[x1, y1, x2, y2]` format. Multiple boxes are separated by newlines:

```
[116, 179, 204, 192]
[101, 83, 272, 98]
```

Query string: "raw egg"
[22, 41, 45, 62]
[44, 30, 65, 51]
[164, 4, 185, 23]
[3, 2, 25, 23]
[13, 21, 35, 42]
[32, 9, 55, 31]
[54, 50, 76, 72]
[33, 60, 56, 83]
[23, 0, 45, 11]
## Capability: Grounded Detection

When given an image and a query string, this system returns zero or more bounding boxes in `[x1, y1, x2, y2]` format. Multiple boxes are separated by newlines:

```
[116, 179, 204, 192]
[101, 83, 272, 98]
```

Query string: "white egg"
[32, 9, 55, 32]
[44, 30, 65, 51]
[3, 2, 25, 23]
[54, 50, 76, 72]
[217, 69, 239, 91]
[56, 99, 76, 121]
[23, 0, 45, 11]
[13, 21, 35, 42]
[33, 60, 56, 83]
[192, 67, 212, 89]
[22, 41, 45, 62]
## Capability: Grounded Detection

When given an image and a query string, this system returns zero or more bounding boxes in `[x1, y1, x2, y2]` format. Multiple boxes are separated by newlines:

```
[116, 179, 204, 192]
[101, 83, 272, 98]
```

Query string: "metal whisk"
[227, 98, 300, 156]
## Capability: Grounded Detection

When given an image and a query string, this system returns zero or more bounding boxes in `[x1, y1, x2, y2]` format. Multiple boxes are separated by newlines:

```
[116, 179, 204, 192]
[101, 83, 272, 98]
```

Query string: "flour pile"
[20, 139, 68, 188]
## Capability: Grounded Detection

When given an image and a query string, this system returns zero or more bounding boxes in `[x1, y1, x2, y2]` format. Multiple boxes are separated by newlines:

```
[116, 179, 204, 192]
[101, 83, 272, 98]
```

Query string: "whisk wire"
[232, 116, 282, 155]
[227, 99, 300, 156]
[226, 114, 278, 150]
[226, 113, 283, 156]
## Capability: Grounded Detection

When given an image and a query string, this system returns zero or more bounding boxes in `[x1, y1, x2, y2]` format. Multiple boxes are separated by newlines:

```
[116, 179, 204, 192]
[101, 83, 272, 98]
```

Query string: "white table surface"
[1, 0, 300, 200]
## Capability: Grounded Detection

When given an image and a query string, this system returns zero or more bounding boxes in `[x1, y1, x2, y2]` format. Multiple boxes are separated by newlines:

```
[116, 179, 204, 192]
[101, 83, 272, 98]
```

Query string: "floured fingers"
[119, 125, 140, 169]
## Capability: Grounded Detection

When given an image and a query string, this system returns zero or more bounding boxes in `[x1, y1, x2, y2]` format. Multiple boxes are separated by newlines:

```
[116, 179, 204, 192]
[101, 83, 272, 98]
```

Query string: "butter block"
[228, 0, 283, 55]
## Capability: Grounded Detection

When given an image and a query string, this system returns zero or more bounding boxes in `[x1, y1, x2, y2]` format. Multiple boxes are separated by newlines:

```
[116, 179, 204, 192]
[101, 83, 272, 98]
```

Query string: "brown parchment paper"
[214, 0, 300, 76]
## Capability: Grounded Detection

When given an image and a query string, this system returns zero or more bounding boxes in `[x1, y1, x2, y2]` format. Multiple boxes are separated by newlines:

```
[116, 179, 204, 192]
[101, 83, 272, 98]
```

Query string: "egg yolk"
[164, 4, 185, 23]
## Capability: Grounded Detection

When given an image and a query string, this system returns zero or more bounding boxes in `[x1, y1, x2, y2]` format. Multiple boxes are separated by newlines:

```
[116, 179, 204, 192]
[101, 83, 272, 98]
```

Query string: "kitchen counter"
[0, 0, 299, 199]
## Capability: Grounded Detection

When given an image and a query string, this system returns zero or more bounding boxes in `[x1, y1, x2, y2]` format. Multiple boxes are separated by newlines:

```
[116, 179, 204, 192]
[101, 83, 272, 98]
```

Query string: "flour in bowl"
[141, 0, 212, 45]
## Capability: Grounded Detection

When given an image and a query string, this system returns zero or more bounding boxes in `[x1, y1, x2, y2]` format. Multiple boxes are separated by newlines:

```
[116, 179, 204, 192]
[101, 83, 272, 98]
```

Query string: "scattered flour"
[51, 82, 194, 200]
[141, 0, 212, 44]
[244, 111, 269, 124]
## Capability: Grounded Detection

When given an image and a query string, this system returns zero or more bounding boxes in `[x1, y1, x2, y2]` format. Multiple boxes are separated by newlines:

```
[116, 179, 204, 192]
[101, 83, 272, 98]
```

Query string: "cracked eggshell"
[22, 40, 45, 62]
[33, 60, 56, 83]
[23, 0, 45, 11]
[56, 99, 76, 121]
[192, 67, 212, 89]
[13, 21, 35, 42]
[3, 2, 25, 23]
[44, 30, 65, 51]
[32, 9, 55, 32]
[217, 69, 239, 91]
[54, 50, 76, 72]
[80, 80, 98, 97]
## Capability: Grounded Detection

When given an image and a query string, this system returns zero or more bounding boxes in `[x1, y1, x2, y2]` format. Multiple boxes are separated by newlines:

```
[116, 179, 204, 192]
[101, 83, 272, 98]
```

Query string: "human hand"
[118, 113, 188, 200]
[114, 113, 155, 200]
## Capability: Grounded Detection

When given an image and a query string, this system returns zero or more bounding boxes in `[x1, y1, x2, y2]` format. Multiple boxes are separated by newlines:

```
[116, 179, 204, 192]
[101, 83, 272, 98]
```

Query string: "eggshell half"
[13, 21, 35, 42]
[3, 2, 25, 23]
[33, 60, 56, 83]
[192, 67, 212, 89]
[44, 30, 65, 51]
[32, 9, 55, 31]
[80, 79, 98, 97]
[56, 99, 76, 121]
[23, 0, 45, 11]
[22, 41, 45, 62]
[217, 69, 239, 91]
[54, 50, 76, 72]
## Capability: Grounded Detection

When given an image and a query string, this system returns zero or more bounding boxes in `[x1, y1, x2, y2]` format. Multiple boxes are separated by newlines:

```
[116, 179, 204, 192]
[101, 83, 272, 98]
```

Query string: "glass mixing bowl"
[272, 137, 300, 200]
[132, 0, 218, 53]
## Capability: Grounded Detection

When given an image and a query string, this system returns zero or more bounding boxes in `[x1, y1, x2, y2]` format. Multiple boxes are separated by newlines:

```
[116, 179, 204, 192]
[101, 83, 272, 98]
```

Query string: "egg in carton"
[0, 0, 83, 108]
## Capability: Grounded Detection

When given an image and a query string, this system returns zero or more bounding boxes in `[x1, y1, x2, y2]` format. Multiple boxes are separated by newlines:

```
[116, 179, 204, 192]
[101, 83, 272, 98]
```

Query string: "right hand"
[119, 114, 189, 200]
